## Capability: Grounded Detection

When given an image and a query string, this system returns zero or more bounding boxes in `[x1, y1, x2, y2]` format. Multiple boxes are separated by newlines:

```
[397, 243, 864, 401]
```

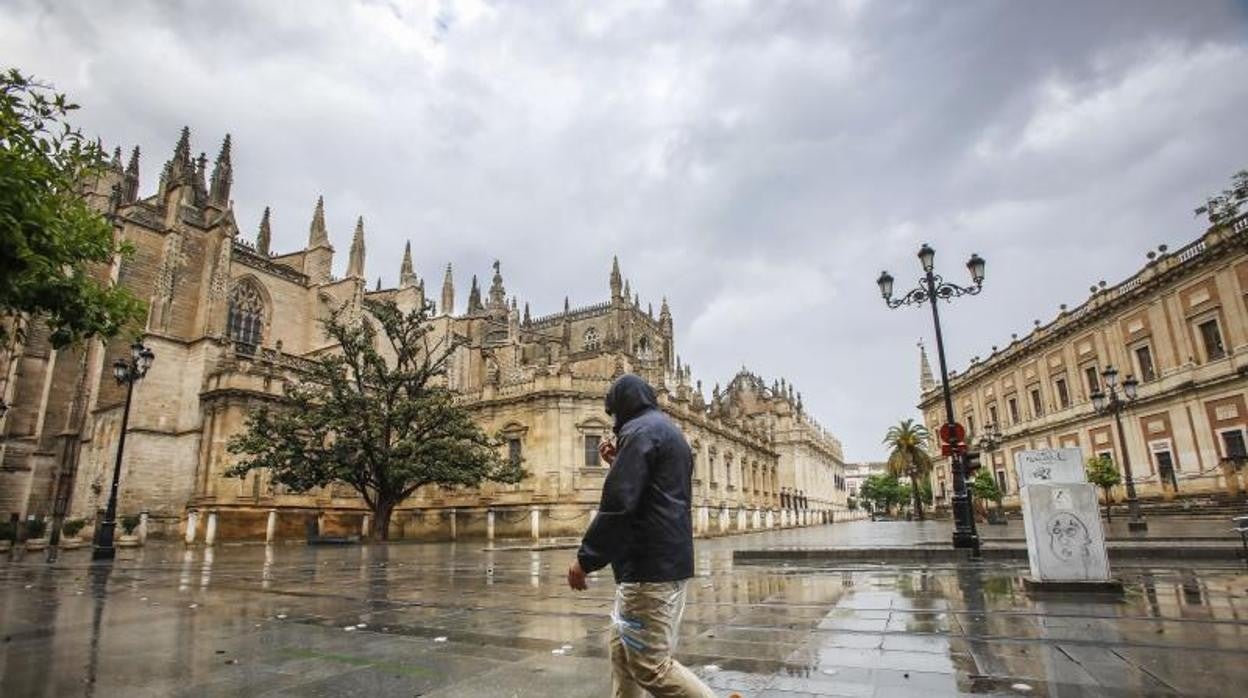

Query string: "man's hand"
[567, 559, 588, 591]
[599, 439, 618, 465]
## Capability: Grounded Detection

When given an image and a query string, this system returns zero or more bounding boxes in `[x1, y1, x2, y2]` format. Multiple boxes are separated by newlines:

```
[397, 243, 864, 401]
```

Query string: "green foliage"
[860, 473, 908, 514]
[0, 68, 145, 348]
[24, 518, 47, 538]
[1085, 455, 1121, 490]
[62, 518, 86, 537]
[970, 469, 1002, 504]
[882, 418, 934, 519]
[228, 300, 524, 539]
[120, 515, 140, 534]
[846, 496, 857, 511]
[1195, 169, 1248, 226]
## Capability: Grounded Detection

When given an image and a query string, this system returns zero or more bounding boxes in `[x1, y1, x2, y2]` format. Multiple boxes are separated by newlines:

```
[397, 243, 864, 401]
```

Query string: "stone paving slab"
[2, 524, 1248, 696]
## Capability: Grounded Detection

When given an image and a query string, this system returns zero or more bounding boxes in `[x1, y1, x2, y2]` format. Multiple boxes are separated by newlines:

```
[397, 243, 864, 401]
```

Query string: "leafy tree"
[1085, 455, 1121, 521]
[1194, 169, 1248, 226]
[846, 496, 857, 512]
[969, 469, 1002, 521]
[860, 473, 907, 516]
[0, 69, 144, 348]
[883, 418, 934, 520]
[227, 300, 524, 539]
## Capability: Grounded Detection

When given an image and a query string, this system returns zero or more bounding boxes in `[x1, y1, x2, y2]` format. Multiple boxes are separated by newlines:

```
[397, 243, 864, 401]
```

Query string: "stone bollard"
[205, 510, 218, 546]
[449, 508, 457, 541]
[138, 511, 149, 544]
[185, 510, 198, 545]
[486, 509, 495, 542]
[530, 507, 541, 541]
[266, 509, 278, 543]
[362, 513, 371, 539]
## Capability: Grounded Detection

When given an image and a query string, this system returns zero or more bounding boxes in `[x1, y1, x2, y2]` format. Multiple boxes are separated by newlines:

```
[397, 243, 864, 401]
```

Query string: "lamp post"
[878, 244, 986, 556]
[976, 422, 1005, 524]
[1090, 366, 1146, 531]
[92, 340, 155, 561]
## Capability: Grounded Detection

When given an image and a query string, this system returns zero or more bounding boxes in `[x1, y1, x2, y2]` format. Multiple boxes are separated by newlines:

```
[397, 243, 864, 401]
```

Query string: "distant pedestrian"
[567, 374, 715, 697]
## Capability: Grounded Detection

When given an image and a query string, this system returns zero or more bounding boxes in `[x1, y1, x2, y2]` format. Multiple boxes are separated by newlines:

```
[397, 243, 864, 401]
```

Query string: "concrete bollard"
[185, 510, 198, 545]
[362, 513, 371, 539]
[204, 510, 218, 546]
[266, 509, 278, 543]
[486, 509, 495, 542]
[530, 507, 541, 541]
[449, 508, 457, 541]
[138, 511, 149, 544]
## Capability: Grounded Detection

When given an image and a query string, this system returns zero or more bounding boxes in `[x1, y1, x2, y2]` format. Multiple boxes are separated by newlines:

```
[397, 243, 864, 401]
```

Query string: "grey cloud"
[2, 0, 1246, 461]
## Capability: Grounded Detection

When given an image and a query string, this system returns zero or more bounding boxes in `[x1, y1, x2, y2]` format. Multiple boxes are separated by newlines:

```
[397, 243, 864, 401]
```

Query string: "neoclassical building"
[0, 129, 848, 542]
[918, 215, 1248, 509]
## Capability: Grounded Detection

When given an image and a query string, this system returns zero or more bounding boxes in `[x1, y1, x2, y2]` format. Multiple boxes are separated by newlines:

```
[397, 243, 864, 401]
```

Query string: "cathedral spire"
[209, 133, 232, 206]
[308, 196, 330, 249]
[487, 260, 507, 313]
[256, 206, 272, 255]
[399, 241, 417, 288]
[610, 255, 623, 301]
[467, 275, 483, 313]
[523, 302, 531, 325]
[918, 340, 936, 394]
[110, 146, 123, 173]
[347, 216, 366, 278]
[441, 263, 455, 315]
[123, 145, 140, 203]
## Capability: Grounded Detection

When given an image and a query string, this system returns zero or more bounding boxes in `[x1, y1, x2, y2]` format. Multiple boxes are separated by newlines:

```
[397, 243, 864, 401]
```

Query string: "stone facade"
[918, 216, 1248, 509]
[0, 129, 848, 541]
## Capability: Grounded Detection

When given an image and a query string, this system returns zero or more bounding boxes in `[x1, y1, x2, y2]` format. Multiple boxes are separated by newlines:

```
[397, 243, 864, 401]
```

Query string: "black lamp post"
[976, 422, 1006, 524]
[92, 340, 155, 561]
[1090, 366, 1146, 531]
[878, 243, 986, 556]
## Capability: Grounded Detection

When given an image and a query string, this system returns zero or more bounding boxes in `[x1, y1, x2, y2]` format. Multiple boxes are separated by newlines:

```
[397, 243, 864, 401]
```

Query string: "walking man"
[567, 374, 716, 697]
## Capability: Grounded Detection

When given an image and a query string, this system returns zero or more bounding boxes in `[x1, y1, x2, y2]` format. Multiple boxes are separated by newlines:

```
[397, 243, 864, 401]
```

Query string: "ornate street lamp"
[878, 243, 985, 556]
[92, 340, 156, 561]
[976, 422, 1006, 524]
[1089, 365, 1146, 531]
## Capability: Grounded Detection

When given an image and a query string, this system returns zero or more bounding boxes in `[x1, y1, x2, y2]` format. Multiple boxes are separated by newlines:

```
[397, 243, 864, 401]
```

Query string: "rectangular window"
[1054, 377, 1070, 409]
[1221, 430, 1247, 460]
[967, 414, 976, 438]
[1135, 344, 1157, 382]
[507, 438, 522, 467]
[1153, 447, 1178, 490]
[988, 404, 999, 427]
[1198, 319, 1226, 361]
[995, 469, 1008, 495]
[1007, 397, 1020, 424]
[1084, 365, 1099, 396]
[1030, 388, 1044, 418]
[584, 434, 601, 467]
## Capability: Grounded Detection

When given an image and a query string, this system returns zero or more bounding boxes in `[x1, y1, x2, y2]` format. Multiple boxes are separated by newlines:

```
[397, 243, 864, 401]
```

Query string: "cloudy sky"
[4, 0, 1247, 461]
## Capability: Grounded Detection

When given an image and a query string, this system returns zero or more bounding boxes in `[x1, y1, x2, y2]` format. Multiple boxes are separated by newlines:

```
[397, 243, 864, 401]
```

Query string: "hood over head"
[605, 373, 658, 433]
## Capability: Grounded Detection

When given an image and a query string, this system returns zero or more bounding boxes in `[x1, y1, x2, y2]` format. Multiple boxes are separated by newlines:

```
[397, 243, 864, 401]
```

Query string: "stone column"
[449, 508, 458, 541]
[486, 509, 495, 542]
[138, 511, 149, 544]
[184, 509, 198, 545]
[205, 510, 218, 546]
[265, 509, 278, 543]
[719, 505, 728, 533]
[736, 508, 746, 531]
[752, 509, 761, 529]
[697, 506, 708, 535]
[530, 506, 541, 541]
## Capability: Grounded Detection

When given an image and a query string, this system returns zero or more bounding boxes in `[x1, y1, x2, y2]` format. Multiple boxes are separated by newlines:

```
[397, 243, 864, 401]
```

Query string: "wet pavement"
[1, 524, 1246, 697]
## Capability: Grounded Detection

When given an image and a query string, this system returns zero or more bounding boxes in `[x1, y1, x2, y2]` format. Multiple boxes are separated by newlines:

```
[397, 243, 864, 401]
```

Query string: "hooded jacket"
[577, 374, 695, 583]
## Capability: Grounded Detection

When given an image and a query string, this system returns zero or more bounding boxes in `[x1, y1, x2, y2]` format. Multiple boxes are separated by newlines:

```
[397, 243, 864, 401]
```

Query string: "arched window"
[227, 280, 265, 349]
[583, 327, 600, 351]
[635, 335, 651, 359]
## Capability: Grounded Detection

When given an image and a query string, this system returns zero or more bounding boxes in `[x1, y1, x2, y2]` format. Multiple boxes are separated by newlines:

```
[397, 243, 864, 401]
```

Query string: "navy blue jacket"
[577, 374, 695, 583]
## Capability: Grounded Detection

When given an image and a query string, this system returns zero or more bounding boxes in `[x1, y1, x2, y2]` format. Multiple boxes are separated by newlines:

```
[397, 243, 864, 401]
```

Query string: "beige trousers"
[609, 580, 717, 698]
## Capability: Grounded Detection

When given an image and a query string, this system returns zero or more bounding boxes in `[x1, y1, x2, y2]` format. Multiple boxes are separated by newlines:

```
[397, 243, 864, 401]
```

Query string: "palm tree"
[883, 418, 934, 521]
